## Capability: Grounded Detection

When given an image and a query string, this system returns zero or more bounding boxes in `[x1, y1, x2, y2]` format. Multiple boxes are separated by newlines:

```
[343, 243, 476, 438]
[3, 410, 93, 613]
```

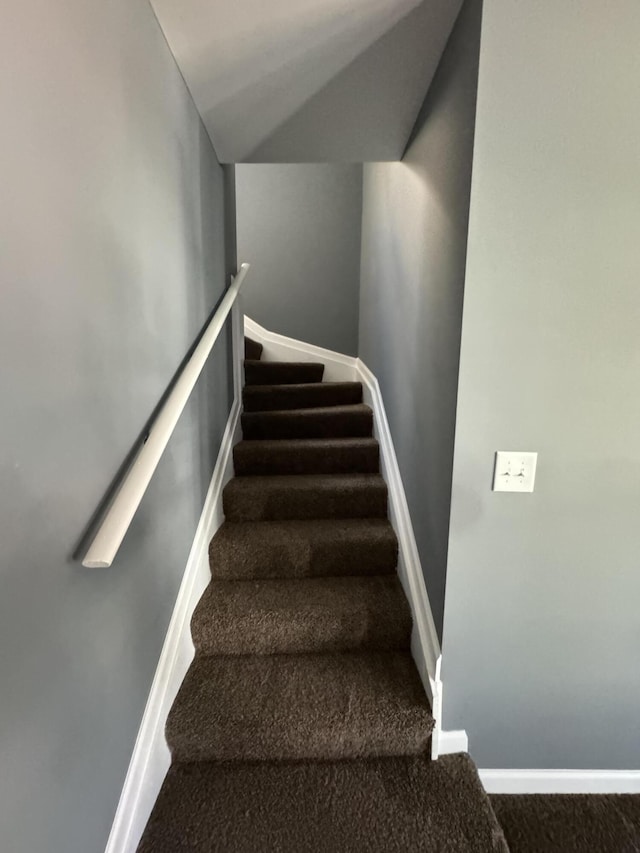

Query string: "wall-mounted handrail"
[82, 263, 251, 568]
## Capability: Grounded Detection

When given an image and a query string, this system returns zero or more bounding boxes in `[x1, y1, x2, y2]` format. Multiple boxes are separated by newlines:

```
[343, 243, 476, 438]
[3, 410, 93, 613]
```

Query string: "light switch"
[493, 451, 538, 492]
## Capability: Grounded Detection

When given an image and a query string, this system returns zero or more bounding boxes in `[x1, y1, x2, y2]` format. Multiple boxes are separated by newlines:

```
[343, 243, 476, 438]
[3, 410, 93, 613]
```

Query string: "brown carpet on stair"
[243, 336, 263, 360]
[208, 518, 398, 579]
[492, 794, 640, 853]
[242, 380, 363, 411]
[139, 754, 509, 853]
[241, 403, 373, 439]
[192, 574, 412, 655]
[233, 436, 380, 475]
[166, 650, 433, 763]
[137, 336, 506, 851]
[244, 359, 324, 385]
[223, 473, 389, 521]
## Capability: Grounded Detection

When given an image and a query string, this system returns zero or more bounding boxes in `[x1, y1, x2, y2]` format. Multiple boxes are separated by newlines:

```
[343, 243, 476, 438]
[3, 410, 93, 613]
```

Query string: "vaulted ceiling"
[148, 0, 463, 162]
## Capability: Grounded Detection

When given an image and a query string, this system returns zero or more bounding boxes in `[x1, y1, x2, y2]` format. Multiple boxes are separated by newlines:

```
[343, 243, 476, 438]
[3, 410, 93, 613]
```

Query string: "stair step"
[244, 360, 324, 385]
[244, 336, 263, 360]
[243, 381, 362, 411]
[166, 651, 433, 763]
[209, 518, 398, 580]
[192, 575, 411, 656]
[233, 437, 379, 476]
[138, 754, 509, 853]
[242, 404, 373, 440]
[223, 474, 388, 521]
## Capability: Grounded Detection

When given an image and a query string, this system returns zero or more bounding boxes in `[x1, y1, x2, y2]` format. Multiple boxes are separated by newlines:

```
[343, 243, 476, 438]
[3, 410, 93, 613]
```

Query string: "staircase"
[137, 338, 508, 852]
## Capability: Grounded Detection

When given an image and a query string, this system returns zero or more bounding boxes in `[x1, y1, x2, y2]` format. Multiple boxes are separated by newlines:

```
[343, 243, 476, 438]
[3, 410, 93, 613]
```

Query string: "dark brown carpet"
[137, 338, 507, 851]
[223, 473, 389, 521]
[241, 403, 373, 439]
[243, 336, 263, 361]
[166, 650, 434, 763]
[191, 574, 412, 655]
[233, 436, 380, 475]
[242, 380, 363, 411]
[492, 794, 640, 853]
[208, 517, 398, 579]
[139, 754, 509, 853]
[244, 359, 324, 385]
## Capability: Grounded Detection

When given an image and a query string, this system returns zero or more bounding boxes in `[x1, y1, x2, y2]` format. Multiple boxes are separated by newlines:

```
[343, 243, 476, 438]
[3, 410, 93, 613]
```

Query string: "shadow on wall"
[244, 0, 462, 162]
[200, 0, 421, 161]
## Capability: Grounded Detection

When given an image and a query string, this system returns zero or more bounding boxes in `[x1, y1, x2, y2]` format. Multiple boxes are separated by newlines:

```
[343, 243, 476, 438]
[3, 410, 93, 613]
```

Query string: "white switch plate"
[493, 451, 538, 492]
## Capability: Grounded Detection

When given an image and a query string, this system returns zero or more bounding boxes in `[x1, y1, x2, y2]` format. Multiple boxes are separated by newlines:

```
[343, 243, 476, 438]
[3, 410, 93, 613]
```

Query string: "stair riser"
[244, 338, 263, 360]
[209, 526, 398, 580]
[166, 652, 434, 764]
[233, 442, 379, 476]
[241, 409, 373, 440]
[223, 483, 388, 521]
[193, 613, 411, 656]
[243, 383, 362, 411]
[244, 362, 324, 385]
[192, 576, 411, 657]
[169, 731, 432, 764]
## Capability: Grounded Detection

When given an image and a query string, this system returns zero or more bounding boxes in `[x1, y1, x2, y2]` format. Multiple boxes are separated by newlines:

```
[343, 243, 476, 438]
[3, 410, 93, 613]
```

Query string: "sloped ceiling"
[148, 0, 463, 162]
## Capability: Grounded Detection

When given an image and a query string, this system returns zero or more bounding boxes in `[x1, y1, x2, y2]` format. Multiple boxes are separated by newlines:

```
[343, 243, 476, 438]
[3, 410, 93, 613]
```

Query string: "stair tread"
[192, 575, 411, 655]
[225, 472, 387, 489]
[244, 360, 324, 385]
[223, 473, 388, 521]
[233, 437, 379, 476]
[138, 754, 509, 853]
[242, 404, 373, 439]
[245, 360, 323, 367]
[243, 381, 362, 411]
[209, 518, 398, 580]
[244, 403, 371, 417]
[236, 437, 378, 448]
[166, 650, 433, 763]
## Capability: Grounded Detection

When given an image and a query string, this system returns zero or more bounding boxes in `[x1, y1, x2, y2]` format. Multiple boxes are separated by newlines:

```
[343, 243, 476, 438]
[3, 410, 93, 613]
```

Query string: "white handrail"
[83, 263, 250, 568]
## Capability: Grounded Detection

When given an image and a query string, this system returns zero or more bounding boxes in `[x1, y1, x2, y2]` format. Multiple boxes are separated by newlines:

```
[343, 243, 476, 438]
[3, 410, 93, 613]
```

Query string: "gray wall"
[0, 2, 234, 852]
[358, 0, 483, 635]
[149, 0, 461, 162]
[442, 0, 640, 769]
[236, 164, 363, 355]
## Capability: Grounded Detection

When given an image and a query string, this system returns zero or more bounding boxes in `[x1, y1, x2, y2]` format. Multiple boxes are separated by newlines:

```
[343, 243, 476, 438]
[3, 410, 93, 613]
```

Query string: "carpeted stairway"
[137, 337, 509, 852]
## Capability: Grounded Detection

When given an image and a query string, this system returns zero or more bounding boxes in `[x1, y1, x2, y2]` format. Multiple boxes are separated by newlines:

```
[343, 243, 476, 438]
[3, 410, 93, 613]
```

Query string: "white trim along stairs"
[104, 303, 244, 853]
[480, 769, 640, 795]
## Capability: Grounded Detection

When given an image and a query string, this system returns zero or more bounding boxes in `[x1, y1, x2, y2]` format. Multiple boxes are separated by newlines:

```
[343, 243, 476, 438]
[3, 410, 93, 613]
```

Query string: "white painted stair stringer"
[104, 303, 245, 853]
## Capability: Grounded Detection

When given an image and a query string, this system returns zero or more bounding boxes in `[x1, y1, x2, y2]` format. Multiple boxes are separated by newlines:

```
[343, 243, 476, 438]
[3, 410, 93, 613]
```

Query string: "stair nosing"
[241, 403, 372, 416]
[235, 437, 379, 448]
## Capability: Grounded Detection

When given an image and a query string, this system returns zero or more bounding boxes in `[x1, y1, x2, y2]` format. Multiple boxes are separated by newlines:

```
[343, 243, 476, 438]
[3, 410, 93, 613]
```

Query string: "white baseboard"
[438, 730, 469, 755]
[354, 359, 443, 758]
[244, 316, 444, 754]
[104, 381, 242, 853]
[480, 768, 640, 794]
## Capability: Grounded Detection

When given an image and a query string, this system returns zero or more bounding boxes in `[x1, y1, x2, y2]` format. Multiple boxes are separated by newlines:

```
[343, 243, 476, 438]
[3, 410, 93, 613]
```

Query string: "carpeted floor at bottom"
[139, 753, 508, 853]
[492, 794, 640, 853]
